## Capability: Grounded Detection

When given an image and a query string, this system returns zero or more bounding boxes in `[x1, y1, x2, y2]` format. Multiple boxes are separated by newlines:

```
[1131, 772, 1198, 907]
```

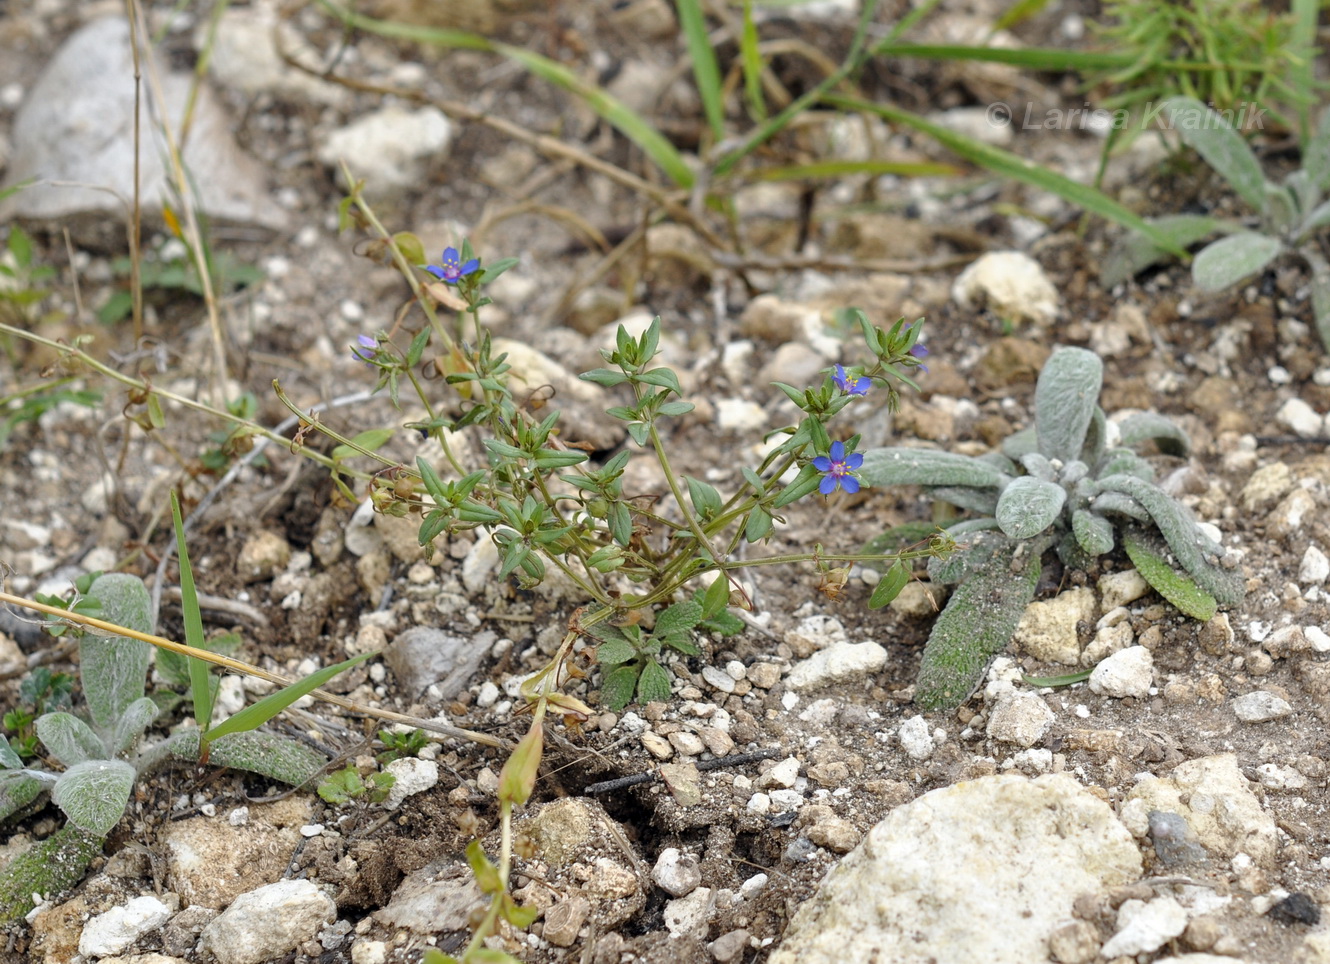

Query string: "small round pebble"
[1232, 691, 1293, 723]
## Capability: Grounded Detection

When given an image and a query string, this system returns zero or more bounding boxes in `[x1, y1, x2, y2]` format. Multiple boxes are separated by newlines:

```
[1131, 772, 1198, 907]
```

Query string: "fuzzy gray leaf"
[82, 574, 152, 732]
[169, 730, 327, 788]
[1000, 426, 1038, 461]
[1090, 490, 1150, 522]
[1072, 509, 1115, 556]
[1307, 105, 1330, 194]
[859, 448, 1008, 489]
[1092, 475, 1243, 606]
[1034, 348, 1103, 463]
[1162, 96, 1267, 211]
[914, 536, 1044, 712]
[1263, 183, 1297, 234]
[928, 528, 1009, 584]
[927, 486, 999, 514]
[110, 698, 159, 756]
[0, 771, 46, 826]
[1300, 199, 1330, 237]
[995, 476, 1066, 540]
[1313, 257, 1330, 353]
[1101, 214, 1233, 288]
[1192, 233, 1284, 292]
[1118, 412, 1191, 457]
[1019, 452, 1054, 481]
[51, 760, 134, 836]
[1097, 449, 1155, 481]
[1081, 407, 1107, 465]
[35, 713, 106, 767]
[0, 827, 103, 925]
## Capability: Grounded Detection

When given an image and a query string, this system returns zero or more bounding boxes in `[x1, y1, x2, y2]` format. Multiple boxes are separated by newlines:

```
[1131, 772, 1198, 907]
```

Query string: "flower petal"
[829, 440, 846, 461]
[819, 475, 838, 495]
[812, 456, 832, 472]
[424, 265, 446, 280]
[442, 246, 460, 262]
[460, 258, 480, 275]
[846, 453, 864, 470]
[841, 475, 860, 494]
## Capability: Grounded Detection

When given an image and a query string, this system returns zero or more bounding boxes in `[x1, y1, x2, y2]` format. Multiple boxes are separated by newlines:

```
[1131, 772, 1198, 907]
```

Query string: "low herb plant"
[1104, 97, 1330, 349]
[859, 346, 1245, 712]
[0, 496, 372, 923]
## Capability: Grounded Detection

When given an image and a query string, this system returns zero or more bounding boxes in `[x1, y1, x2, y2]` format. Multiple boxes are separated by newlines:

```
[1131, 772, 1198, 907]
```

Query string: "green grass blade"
[871, 43, 1132, 72]
[314, 0, 694, 188]
[754, 159, 959, 180]
[170, 491, 213, 733]
[824, 94, 1189, 257]
[203, 650, 377, 745]
[676, 0, 725, 142]
[714, 0, 882, 177]
[1289, 0, 1318, 147]
[739, 0, 767, 122]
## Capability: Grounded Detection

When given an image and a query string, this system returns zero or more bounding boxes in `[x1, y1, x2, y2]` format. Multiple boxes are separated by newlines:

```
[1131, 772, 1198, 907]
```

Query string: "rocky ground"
[3, 1, 1330, 963]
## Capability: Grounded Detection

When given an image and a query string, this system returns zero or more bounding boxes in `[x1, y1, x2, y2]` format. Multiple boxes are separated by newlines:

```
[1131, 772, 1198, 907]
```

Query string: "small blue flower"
[424, 246, 480, 285]
[833, 365, 870, 396]
[813, 440, 864, 495]
[352, 333, 377, 364]
[909, 342, 929, 373]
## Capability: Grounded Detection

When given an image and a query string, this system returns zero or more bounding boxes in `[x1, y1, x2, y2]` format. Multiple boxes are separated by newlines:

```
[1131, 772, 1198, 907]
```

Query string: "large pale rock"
[200, 879, 334, 964]
[1013, 587, 1093, 665]
[78, 896, 173, 957]
[952, 252, 1060, 327]
[785, 642, 887, 691]
[0, 17, 286, 232]
[384, 626, 492, 699]
[318, 105, 452, 193]
[164, 798, 311, 908]
[770, 773, 1142, 964]
[1120, 754, 1277, 866]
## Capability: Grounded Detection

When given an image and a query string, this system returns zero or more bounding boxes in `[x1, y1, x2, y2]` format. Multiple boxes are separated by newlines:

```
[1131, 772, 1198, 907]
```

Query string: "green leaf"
[868, 559, 912, 609]
[501, 894, 540, 929]
[203, 651, 377, 745]
[994, 476, 1067, 540]
[580, 368, 630, 387]
[684, 477, 723, 518]
[654, 599, 703, 639]
[636, 660, 673, 703]
[0, 770, 45, 825]
[1021, 669, 1092, 688]
[700, 575, 730, 620]
[1192, 233, 1284, 291]
[332, 428, 394, 462]
[676, 0, 725, 140]
[744, 506, 773, 543]
[81, 574, 152, 733]
[0, 737, 21, 771]
[1034, 347, 1103, 463]
[595, 638, 638, 665]
[601, 666, 640, 711]
[661, 633, 700, 656]
[466, 839, 503, 893]
[928, 529, 1011, 585]
[171, 492, 214, 734]
[859, 448, 1009, 488]
[1122, 527, 1218, 621]
[51, 760, 135, 836]
[0, 825, 104, 925]
[1162, 96, 1268, 212]
[1306, 104, 1330, 193]
[914, 535, 1045, 712]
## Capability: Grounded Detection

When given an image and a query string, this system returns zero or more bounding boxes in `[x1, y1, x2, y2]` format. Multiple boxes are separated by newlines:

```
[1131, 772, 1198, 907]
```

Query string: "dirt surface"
[3, 2, 1330, 963]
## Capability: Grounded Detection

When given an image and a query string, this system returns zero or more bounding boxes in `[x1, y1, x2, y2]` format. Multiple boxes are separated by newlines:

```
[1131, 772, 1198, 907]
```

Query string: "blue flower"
[424, 246, 480, 285]
[909, 342, 929, 373]
[813, 440, 864, 495]
[833, 365, 870, 396]
[352, 333, 377, 364]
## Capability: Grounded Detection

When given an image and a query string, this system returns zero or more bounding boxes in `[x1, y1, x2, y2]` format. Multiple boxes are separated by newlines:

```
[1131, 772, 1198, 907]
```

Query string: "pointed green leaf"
[203, 651, 377, 745]
[868, 560, 911, 609]
[654, 599, 703, 638]
[1122, 527, 1218, 621]
[171, 492, 214, 733]
[595, 638, 638, 665]
[636, 660, 673, 703]
[601, 666, 640, 711]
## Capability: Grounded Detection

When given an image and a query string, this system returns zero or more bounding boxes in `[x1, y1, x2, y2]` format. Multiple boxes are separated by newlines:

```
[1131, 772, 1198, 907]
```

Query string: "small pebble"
[1232, 691, 1293, 722]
